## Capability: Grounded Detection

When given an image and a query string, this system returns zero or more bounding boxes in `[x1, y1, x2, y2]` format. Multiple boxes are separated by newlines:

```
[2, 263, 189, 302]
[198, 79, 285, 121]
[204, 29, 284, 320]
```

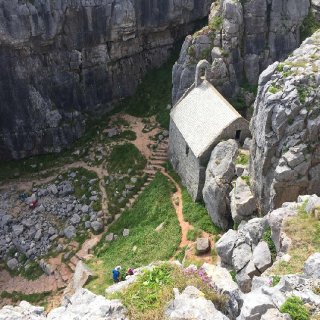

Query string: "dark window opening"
[186, 144, 190, 156]
[235, 130, 241, 140]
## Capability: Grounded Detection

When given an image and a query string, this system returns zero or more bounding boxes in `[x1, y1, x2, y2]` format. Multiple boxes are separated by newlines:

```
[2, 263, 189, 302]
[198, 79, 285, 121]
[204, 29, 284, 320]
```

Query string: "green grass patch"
[86, 173, 181, 294]
[267, 203, 320, 276]
[111, 263, 227, 320]
[297, 86, 308, 104]
[236, 152, 249, 165]
[272, 275, 281, 286]
[268, 85, 281, 94]
[70, 168, 100, 204]
[280, 296, 310, 320]
[19, 260, 44, 280]
[209, 16, 223, 31]
[262, 227, 277, 261]
[187, 229, 202, 241]
[182, 188, 221, 235]
[174, 246, 188, 263]
[107, 143, 146, 174]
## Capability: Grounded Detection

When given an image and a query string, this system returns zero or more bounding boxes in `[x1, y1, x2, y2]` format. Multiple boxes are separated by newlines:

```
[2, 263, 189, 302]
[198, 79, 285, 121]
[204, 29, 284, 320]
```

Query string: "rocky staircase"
[121, 139, 169, 212]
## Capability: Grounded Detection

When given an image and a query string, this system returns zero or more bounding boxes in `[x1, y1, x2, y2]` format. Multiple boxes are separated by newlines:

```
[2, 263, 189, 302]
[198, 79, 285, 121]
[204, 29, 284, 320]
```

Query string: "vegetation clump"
[300, 11, 320, 41]
[111, 263, 227, 320]
[236, 152, 249, 165]
[262, 227, 277, 261]
[280, 296, 310, 320]
[268, 203, 320, 275]
[182, 188, 221, 235]
[107, 143, 146, 174]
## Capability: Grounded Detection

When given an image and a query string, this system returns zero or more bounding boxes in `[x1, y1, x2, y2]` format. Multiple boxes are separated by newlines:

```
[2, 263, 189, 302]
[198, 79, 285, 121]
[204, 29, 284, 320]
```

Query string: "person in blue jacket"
[112, 266, 121, 283]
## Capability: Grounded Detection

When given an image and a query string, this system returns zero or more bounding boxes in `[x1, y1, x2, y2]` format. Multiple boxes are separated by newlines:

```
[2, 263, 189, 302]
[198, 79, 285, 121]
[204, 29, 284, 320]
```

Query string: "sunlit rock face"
[0, 0, 211, 160]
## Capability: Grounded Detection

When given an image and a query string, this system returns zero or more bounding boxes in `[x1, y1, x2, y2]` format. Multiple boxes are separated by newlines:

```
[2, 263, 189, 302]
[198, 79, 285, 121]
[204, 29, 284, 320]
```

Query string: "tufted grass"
[109, 263, 227, 320]
[268, 204, 320, 275]
[85, 173, 181, 295]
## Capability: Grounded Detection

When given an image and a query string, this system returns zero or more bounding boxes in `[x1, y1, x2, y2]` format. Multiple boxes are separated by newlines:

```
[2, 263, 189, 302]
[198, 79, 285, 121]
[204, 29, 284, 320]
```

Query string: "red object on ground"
[30, 200, 37, 209]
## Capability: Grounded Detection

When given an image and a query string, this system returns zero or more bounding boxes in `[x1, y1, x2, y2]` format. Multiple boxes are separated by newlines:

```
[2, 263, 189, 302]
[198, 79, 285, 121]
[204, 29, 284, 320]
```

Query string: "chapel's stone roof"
[170, 79, 243, 158]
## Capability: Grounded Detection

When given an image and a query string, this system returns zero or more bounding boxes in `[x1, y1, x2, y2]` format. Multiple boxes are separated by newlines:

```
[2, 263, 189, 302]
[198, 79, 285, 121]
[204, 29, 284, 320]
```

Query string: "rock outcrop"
[216, 217, 271, 292]
[238, 272, 320, 320]
[165, 286, 229, 320]
[250, 30, 320, 213]
[203, 139, 239, 230]
[0, 289, 128, 320]
[0, 0, 211, 160]
[229, 177, 257, 224]
[172, 0, 310, 105]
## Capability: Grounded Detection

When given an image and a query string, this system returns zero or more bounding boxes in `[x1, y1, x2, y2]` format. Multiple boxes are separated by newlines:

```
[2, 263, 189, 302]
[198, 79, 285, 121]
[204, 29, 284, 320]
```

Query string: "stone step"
[151, 164, 163, 170]
[68, 262, 76, 272]
[149, 160, 165, 166]
[54, 270, 66, 288]
[151, 155, 167, 160]
[70, 255, 80, 266]
[59, 264, 71, 282]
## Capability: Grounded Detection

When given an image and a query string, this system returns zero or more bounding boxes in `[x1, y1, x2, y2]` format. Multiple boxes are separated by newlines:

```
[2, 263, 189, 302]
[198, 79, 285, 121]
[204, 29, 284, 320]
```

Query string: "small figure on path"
[112, 266, 121, 283]
[126, 268, 134, 277]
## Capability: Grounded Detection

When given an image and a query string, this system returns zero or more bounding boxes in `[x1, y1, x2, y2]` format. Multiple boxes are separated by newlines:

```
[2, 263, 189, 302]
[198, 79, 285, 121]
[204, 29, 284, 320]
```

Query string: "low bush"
[280, 296, 310, 320]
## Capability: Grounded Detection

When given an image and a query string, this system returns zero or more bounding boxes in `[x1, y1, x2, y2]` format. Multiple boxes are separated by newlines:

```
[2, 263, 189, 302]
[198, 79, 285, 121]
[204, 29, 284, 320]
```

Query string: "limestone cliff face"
[0, 0, 211, 160]
[250, 30, 320, 213]
[172, 0, 310, 104]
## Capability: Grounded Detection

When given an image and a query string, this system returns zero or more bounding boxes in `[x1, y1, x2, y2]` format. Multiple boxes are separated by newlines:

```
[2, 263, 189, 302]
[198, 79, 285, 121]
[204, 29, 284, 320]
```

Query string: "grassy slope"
[86, 173, 181, 294]
[269, 205, 320, 275]
[107, 143, 147, 174]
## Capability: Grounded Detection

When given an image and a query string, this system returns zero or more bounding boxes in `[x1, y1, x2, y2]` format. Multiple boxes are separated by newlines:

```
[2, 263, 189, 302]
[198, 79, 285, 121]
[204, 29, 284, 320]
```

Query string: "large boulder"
[203, 139, 239, 230]
[304, 252, 320, 278]
[216, 217, 273, 292]
[230, 177, 257, 224]
[62, 261, 93, 304]
[203, 263, 243, 318]
[250, 30, 320, 213]
[260, 309, 291, 320]
[47, 289, 128, 320]
[216, 229, 238, 266]
[236, 291, 275, 320]
[0, 301, 46, 320]
[165, 286, 229, 320]
[251, 241, 272, 273]
[267, 207, 297, 254]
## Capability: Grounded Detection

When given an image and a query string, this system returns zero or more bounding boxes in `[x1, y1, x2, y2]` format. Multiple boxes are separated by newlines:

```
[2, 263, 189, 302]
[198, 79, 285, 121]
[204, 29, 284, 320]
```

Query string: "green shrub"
[209, 16, 223, 30]
[236, 153, 249, 165]
[272, 275, 281, 286]
[280, 296, 310, 320]
[297, 87, 308, 104]
[174, 246, 188, 263]
[262, 227, 277, 261]
[269, 85, 281, 94]
[300, 11, 320, 41]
